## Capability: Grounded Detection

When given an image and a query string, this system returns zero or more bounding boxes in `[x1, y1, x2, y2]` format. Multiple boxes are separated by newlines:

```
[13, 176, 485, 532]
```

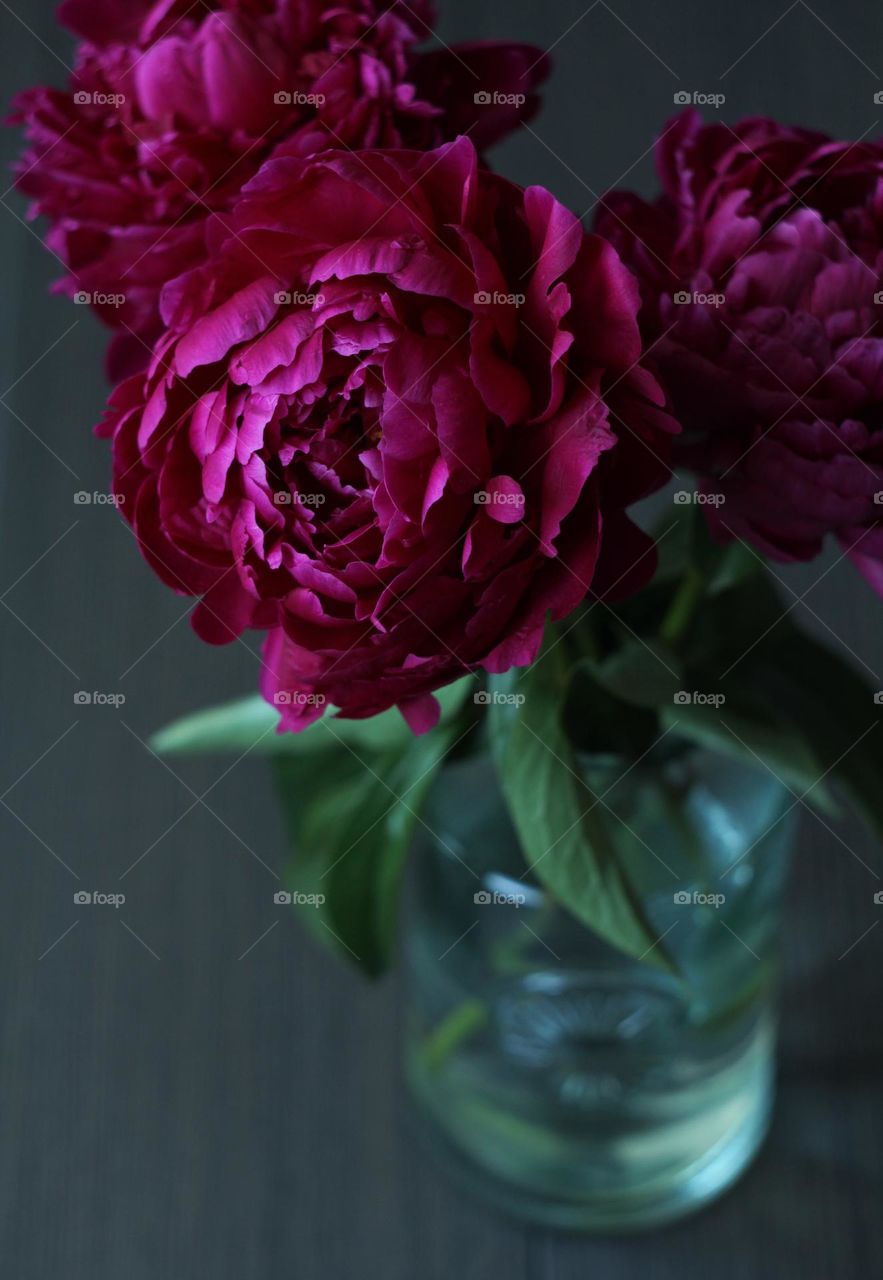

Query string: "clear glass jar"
[403, 746, 796, 1231]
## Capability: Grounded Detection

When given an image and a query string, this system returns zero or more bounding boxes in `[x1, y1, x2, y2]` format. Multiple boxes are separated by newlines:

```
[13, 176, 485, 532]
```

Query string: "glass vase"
[403, 745, 796, 1231]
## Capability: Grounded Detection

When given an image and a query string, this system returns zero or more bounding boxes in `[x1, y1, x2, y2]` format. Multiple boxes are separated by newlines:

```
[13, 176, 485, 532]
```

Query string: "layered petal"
[596, 110, 883, 589]
[100, 138, 676, 732]
[11, 1, 550, 375]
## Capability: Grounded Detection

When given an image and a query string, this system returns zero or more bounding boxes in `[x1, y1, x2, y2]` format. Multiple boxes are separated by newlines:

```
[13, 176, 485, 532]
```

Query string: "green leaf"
[652, 567, 840, 813]
[651, 501, 758, 592]
[150, 695, 280, 754]
[615, 505, 760, 644]
[687, 501, 729, 579]
[593, 637, 683, 709]
[708, 539, 760, 594]
[684, 570, 785, 672]
[661, 695, 839, 816]
[651, 503, 693, 583]
[274, 724, 459, 975]
[150, 677, 473, 756]
[741, 630, 883, 840]
[565, 662, 658, 757]
[488, 646, 671, 969]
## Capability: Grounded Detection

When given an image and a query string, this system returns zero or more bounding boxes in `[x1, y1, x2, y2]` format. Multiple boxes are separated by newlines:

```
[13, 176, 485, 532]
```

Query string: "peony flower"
[10, 0, 548, 379]
[99, 137, 675, 731]
[596, 109, 883, 589]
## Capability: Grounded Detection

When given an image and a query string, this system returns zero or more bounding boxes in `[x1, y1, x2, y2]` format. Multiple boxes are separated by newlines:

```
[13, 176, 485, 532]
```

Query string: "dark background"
[1, 1, 882, 1276]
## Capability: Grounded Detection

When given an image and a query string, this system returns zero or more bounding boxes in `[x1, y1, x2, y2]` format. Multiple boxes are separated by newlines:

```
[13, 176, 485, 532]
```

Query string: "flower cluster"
[99, 137, 675, 731]
[596, 109, 883, 591]
[28, 19, 883, 738]
[11, 0, 547, 377]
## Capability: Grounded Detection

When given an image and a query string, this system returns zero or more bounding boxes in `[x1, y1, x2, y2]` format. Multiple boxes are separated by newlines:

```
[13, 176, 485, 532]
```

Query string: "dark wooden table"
[1, 2, 882, 1276]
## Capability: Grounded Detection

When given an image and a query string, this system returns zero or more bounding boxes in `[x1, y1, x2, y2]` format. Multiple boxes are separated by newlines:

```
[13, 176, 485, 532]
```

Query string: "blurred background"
[1, 1, 881, 1275]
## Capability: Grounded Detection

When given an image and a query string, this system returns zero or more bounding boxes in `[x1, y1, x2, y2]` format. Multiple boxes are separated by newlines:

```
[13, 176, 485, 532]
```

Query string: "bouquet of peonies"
[12, 1, 883, 971]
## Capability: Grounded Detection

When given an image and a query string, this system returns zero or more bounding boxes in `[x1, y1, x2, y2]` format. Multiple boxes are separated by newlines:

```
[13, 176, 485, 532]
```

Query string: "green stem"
[421, 999, 488, 1072]
[657, 781, 708, 881]
[421, 900, 560, 1070]
[660, 565, 705, 647]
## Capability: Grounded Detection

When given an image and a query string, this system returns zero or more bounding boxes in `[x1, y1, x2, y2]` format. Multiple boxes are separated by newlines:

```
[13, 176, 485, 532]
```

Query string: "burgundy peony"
[11, 0, 548, 379]
[596, 109, 883, 589]
[99, 137, 675, 731]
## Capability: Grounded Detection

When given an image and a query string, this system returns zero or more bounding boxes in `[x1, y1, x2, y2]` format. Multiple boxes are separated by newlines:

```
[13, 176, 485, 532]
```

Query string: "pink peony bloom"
[11, 0, 548, 379]
[99, 137, 675, 731]
[596, 109, 883, 588]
